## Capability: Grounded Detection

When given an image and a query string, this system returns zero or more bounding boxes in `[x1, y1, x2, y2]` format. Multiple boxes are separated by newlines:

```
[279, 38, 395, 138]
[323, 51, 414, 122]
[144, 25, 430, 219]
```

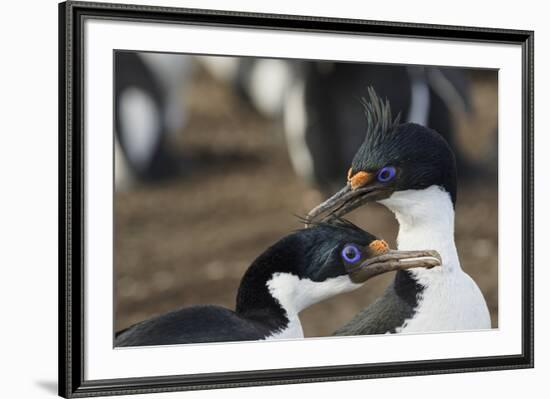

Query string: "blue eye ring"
[341, 244, 361, 263]
[377, 166, 396, 183]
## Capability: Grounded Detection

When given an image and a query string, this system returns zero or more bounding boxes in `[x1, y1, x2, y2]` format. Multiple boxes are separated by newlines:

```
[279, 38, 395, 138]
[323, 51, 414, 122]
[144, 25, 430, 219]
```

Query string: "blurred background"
[114, 51, 498, 336]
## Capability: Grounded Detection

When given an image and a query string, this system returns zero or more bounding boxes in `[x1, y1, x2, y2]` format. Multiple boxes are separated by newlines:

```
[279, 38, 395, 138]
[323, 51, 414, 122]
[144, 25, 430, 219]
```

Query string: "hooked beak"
[306, 181, 391, 226]
[347, 249, 442, 284]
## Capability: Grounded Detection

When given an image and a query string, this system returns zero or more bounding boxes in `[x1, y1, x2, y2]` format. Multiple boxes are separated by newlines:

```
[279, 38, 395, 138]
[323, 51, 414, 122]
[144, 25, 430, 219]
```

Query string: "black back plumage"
[115, 305, 277, 346]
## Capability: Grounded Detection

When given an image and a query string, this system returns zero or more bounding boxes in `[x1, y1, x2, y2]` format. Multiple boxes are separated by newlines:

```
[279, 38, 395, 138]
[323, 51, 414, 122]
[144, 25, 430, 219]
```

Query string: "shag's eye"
[377, 166, 396, 183]
[341, 244, 361, 263]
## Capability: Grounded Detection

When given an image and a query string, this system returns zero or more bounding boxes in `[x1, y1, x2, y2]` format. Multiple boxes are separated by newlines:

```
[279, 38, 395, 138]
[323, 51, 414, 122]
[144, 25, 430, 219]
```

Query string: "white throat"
[264, 273, 360, 340]
[379, 185, 460, 273]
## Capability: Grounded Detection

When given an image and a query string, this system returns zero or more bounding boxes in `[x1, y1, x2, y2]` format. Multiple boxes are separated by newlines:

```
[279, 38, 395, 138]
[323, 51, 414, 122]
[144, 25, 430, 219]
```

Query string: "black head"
[278, 218, 381, 282]
[307, 88, 457, 223]
[238, 219, 379, 289]
[235, 218, 440, 316]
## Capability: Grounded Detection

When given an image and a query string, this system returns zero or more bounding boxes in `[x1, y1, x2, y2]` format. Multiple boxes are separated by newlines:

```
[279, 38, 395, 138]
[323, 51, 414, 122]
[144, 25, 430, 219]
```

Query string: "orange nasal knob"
[348, 169, 373, 190]
[368, 239, 389, 255]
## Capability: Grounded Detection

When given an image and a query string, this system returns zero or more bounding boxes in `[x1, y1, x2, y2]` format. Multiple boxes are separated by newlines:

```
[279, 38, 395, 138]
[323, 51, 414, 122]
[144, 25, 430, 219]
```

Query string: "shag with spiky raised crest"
[307, 88, 490, 335]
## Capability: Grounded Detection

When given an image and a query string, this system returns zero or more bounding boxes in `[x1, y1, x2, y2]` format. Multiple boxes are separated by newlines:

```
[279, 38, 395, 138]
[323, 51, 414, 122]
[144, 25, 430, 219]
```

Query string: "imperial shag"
[115, 219, 440, 346]
[306, 88, 490, 334]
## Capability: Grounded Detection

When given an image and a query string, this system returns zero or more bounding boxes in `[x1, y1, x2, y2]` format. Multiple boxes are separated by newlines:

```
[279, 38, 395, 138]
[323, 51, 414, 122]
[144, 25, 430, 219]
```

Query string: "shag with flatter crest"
[115, 216, 440, 346]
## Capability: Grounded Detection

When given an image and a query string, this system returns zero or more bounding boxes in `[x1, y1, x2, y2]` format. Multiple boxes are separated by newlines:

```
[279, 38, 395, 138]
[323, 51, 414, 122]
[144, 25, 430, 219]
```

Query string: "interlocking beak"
[346, 240, 442, 283]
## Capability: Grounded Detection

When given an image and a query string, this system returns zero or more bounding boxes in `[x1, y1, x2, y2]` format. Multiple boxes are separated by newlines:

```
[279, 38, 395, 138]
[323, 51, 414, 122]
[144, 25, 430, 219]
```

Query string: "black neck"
[393, 270, 424, 307]
[235, 277, 289, 332]
[235, 240, 298, 330]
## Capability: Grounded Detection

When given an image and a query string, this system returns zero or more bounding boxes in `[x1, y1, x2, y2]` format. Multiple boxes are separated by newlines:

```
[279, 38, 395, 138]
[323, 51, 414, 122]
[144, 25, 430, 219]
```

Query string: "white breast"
[396, 269, 491, 333]
[379, 186, 491, 332]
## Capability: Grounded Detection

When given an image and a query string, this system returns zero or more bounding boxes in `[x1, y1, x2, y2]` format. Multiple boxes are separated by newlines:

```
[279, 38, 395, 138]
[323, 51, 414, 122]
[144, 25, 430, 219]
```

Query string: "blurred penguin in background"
[114, 52, 194, 190]
[199, 56, 296, 119]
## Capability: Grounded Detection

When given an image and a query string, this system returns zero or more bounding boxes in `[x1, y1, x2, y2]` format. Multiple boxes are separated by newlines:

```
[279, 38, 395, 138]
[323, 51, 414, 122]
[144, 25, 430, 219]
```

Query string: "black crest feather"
[296, 215, 376, 243]
[351, 87, 403, 173]
[359, 86, 401, 145]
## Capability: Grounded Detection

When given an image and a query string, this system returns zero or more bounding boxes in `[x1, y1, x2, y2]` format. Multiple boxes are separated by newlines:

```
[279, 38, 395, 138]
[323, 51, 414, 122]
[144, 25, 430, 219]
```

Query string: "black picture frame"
[58, 1, 534, 397]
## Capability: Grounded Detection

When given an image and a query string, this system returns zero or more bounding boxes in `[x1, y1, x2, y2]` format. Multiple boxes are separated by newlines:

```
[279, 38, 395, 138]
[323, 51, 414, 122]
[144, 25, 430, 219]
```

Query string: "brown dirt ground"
[114, 65, 498, 336]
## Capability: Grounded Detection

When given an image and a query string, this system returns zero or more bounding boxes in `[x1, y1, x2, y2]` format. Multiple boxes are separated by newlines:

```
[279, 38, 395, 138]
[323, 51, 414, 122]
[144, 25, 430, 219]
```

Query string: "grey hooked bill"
[306, 183, 388, 226]
[347, 249, 442, 283]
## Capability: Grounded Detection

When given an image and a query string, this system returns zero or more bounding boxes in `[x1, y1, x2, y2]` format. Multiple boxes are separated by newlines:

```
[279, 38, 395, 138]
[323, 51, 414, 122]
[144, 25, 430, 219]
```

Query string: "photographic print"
[59, 2, 533, 397]
[114, 53, 499, 346]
